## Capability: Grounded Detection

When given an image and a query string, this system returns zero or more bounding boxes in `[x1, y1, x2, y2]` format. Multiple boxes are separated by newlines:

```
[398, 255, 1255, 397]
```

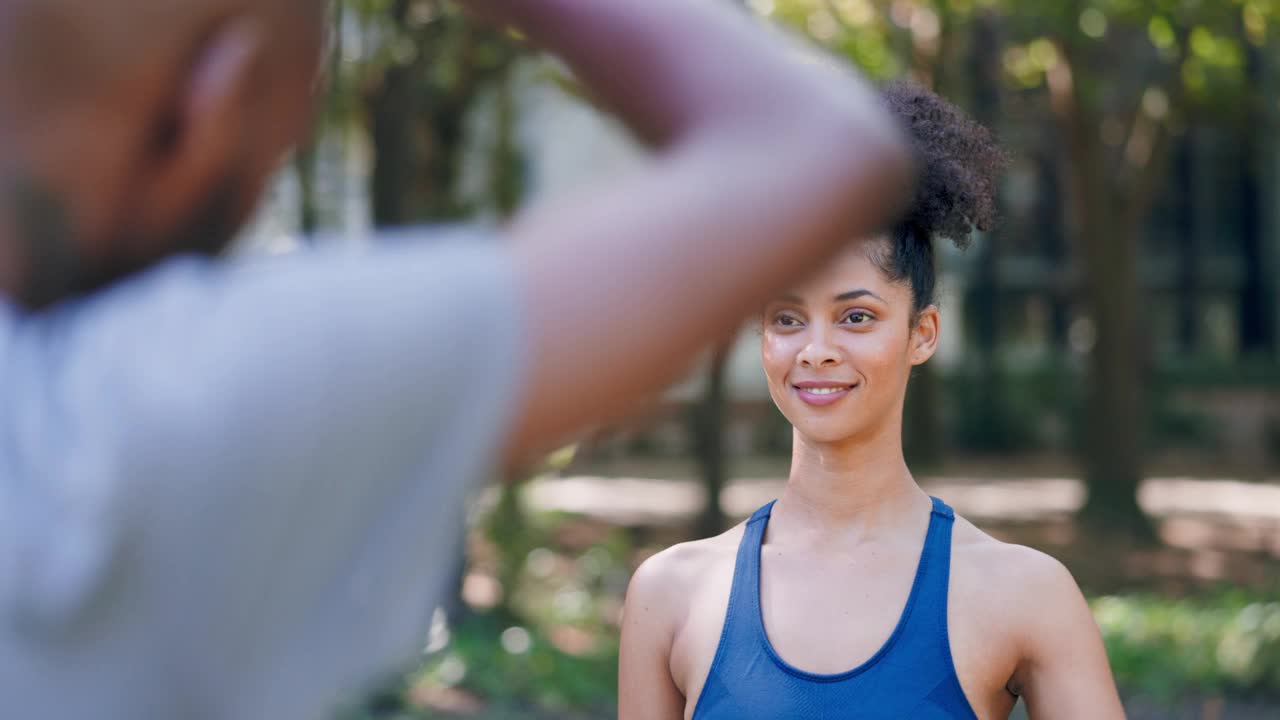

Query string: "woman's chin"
[792, 423, 862, 447]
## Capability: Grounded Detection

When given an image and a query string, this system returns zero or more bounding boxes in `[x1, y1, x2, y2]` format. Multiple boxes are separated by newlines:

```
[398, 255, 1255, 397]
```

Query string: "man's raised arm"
[482, 0, 915, 460]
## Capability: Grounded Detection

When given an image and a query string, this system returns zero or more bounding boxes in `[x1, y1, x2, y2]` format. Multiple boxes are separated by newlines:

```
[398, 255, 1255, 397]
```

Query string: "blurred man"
[0, 0, 911, 717]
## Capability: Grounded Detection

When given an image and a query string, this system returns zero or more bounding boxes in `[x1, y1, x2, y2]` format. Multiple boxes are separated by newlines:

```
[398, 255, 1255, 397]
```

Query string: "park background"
[236, 1, 1280, 717]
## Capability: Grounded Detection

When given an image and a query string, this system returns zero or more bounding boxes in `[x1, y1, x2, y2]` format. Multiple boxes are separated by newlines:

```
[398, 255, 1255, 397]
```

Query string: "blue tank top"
[692, 497, 978, 720]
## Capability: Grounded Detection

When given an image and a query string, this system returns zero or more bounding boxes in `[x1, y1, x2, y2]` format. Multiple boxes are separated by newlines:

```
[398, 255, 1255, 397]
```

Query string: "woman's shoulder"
[630, 523, 745, 596]
[624, 523, 746, 629]
[951, 515, 1077, 585]
[948, 513, 1089, 632]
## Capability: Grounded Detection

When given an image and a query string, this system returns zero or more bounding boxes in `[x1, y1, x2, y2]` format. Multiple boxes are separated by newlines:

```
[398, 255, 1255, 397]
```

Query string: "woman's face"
[761, 242, 939, 447]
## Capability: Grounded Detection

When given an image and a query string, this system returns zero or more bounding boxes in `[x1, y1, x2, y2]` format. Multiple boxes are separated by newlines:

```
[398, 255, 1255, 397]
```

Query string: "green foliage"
[415, 509, 630, 717]
[1095, 588, 1280, 699]
[764, 0, 1275, 129]
[419, 612, 618, 716]
[942, 360, 1238, 455]
[946, 361, 1073, 452]
[767, 0, 908, 80]
[315, 1, 530, 225]
[1161, 356, 1280, 389]
[348, 506, 630, 718]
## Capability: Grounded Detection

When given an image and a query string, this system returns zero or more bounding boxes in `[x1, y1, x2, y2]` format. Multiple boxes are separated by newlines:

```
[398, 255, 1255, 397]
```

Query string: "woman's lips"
[793, 381, 857, 406]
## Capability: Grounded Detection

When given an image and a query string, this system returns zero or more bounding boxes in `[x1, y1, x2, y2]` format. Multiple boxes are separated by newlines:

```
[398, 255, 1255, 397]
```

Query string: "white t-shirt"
[0, 238, 523, 719]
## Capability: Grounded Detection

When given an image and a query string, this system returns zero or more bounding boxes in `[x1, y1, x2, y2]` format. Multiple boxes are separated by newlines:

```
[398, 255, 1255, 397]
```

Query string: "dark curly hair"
[871, 80, 1007, 318]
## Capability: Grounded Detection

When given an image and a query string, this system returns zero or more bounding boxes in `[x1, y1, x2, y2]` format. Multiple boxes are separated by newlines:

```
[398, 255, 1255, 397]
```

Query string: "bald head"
[0, 0, 322, 118]
[0, 0, 326, 307]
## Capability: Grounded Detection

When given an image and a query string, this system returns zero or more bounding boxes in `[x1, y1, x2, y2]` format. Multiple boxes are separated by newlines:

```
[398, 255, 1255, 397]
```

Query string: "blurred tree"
[316, 0, 531, 621]
[695, 341, 733, 538]
[295, 0, 352, 237]
[1237, 19, 1278, 359]
[353, 0, 524, 225]
[960, 9, 1014, 456]
[693, 0, 752, 539]
[1019, 0, 1262, 535]
[315, 0, 1277, 566]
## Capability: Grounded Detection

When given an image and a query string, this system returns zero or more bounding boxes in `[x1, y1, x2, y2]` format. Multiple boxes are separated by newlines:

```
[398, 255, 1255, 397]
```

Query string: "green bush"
[1094, 588, 1280, 699]
[422, 612, 618, 716]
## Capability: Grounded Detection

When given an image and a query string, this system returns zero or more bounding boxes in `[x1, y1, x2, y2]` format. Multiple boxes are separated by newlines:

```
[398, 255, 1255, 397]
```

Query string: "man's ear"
[128, 17, 266, 244]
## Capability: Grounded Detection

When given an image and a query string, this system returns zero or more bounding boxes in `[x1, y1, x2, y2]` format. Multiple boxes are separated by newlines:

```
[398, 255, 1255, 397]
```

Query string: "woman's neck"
[772, 422, 930, 547]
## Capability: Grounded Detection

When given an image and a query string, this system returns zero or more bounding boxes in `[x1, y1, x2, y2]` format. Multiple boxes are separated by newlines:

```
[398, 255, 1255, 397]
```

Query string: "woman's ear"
[910, 305, 940, 366]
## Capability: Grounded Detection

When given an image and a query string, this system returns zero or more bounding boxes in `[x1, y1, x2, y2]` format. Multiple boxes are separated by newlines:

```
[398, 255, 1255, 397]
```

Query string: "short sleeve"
[0, 237, 525, 719]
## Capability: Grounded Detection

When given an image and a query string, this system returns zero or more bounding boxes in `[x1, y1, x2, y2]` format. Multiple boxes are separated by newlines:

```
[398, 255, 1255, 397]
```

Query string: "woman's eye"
[843, 311, 872, 324]
[775, 314, 801, 327]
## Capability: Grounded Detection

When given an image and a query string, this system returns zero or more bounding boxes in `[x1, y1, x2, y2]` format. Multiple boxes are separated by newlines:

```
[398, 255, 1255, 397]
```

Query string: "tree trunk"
[1038, 147, 1071, 352]
[1174, 135, 1198, 353]
[369, 61, 422, 227]
[904, 364, 944, 467]
[1238, 40, 1275, 356]
[1072, 135, 1152, 537]
[1266, 36, 1280, 356]
[367, 0, 422, 227]
[1048, 45, 1153, 537]
[1077, 216, 1151, 536]
[695, 342, 732, 539]
[964, 10, 1010, 453]
[294, 140, 320, 237]
[490, 65, 523, 217]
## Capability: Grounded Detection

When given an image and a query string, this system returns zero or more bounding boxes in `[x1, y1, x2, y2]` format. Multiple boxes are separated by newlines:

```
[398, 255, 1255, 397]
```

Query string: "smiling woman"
[761, 248, 930, 446]
[760, 77, 1006, 458]
[620, 82, 1129, 720]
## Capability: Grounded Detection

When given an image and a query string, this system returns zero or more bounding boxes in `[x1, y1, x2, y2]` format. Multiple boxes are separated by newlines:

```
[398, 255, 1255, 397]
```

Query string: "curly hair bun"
[884, 80, 1008, 249]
